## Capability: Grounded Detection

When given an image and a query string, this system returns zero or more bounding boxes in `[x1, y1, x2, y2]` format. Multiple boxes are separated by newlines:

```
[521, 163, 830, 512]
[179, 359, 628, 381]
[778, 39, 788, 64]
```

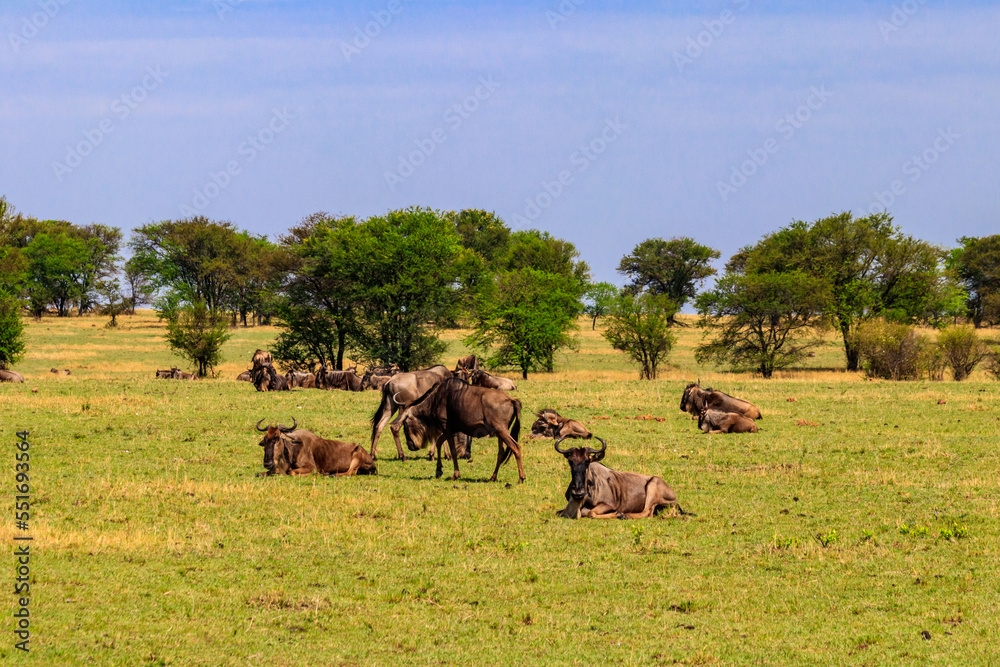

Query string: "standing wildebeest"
[252, 349, 273, 368]
[395, 377, 525, 483]
[455, 354, 479, 372]
[0, 369, 25, 383]
[256, 418, 376, 477]
[554, 437, 687, 519]
[369, 365, 453, 460]
[469, 369, 517, 392]
[697, 408, 758, 434]
[679, 381, 762, 420]
[531, 409, 591, 439]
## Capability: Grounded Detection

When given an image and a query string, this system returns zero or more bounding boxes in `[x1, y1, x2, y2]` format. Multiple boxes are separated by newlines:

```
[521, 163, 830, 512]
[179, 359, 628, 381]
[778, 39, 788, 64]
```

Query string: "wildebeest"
[680, 381, 762, 420]
[318, 366, 363, 392]
[469, 369, 517, 392]
[455, 354, 479, 372]
[363, 373, 392, 391]
[155, 368, 174, 379]
[252, 349, 273, 368]
[531, 409, 591, 439]
[395, 376, 524, 482]
[285, 370, 316, 389]
[554, 437, 687, 519]
[0, 369, 25, 383]
[252, 364, 288, 391]
[369, 365, 454, 460]
[236, 370, 252, 382]
[256, 418, 376, 477]
[50, 368, 71, 376]
[155, 368, 197, 380]
[697, 408, 759, 434]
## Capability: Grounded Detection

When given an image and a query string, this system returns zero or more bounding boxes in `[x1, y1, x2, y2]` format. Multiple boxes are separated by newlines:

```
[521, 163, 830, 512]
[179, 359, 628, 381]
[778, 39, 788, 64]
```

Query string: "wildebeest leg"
[434, 434, 448, 478]
[288, 463, 316, 475]
[622, 479, 679, 519]
[333, 453, 364, 478]
[447, 436, 461, 480]
[386, 410, 408, 461]
[500, 430, 526, 483]
[584, 504, 621, 519]
[370, 397, 401, 461]
[557, 497, 584, 519]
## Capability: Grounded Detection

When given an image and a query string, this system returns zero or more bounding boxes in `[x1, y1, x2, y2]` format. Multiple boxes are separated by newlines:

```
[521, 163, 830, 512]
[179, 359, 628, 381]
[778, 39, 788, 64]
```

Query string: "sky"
[2, 0, 998, 285]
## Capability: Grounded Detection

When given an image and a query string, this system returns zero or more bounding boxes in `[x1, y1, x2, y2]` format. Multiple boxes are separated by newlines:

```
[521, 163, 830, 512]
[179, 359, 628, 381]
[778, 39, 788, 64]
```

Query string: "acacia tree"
[617, 237, 719, 319]
[467, 268, 583, 379]
[583, 282, 620, 330]
[603, 293, 677, 379]
[695, 271, 831, 378]
[163, 299, 232, 377]
[951, 235, 1000, 327]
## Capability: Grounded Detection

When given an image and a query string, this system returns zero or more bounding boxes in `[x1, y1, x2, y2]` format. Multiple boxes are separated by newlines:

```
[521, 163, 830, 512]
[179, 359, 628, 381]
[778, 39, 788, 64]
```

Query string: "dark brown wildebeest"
[255, 418, 377, 477]
[679, 381, 762, 420]
[363, 373, 392, 391]
[252, 365, 288, 391]
[285, 371, 316, 389]
[394, 377, 524, 482]
[697, 408, 758, 434]
[531, 409, 591, 439]
[252, 349, 272, 368]
[369, 365, 453, 460]
[0, 369, 25, 383]
[469, 369, 517, 392]
[554, 437, 687, 519]
[50, 368, 71, 376]
[236, 370, 252, 382]
[155, 368, 175, 379]
[455, 354, 479, 372]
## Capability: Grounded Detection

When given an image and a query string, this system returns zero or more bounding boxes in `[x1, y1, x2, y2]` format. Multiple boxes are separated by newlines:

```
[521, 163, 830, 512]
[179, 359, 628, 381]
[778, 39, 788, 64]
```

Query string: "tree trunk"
[336, 329, 346, 371]
[522, 366, 528, 380]
[841, 323, 860, 372]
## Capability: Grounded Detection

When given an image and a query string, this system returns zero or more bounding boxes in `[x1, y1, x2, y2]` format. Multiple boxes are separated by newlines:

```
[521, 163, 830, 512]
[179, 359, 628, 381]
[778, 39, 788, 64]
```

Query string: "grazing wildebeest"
[697, 408, 759, 434]
[256, 418, 377, 477]
[469, 369, 517, 392]
[554, 437, 687, 519]
[0, 369, 25, 383]
[285, 370, 316, 389]
[236, 370, 252, 382]
[395, 377, 524, 482]
[531, 409, 591, 439]
[455, 354, 479, 372]
[369, 365, 453, 460]
[680, 381, 762, 420]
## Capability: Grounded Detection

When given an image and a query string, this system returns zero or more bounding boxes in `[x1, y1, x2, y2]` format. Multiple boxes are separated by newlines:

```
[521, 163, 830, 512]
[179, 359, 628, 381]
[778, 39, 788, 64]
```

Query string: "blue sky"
[2, 0, 997, 283]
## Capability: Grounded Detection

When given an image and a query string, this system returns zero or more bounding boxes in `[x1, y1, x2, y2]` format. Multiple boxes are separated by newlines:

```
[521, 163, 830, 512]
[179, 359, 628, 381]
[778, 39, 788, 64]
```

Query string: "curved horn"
[585, 436, 607, 457]
[393, 391, 405, 405]
[554, 435, 575, 455]
[278, 417, 298, 433]
[256, 418, 268, 432]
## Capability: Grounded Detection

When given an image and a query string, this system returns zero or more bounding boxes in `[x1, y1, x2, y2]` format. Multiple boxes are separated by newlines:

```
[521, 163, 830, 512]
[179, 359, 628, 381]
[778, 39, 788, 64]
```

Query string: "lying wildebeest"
[236, 370, 252, 382]
[0, 369, 25, 383]
[680, 381, 762, 420]
[50, 368, 71, 376]
[173, 369, 198, 380]
[256, 418, 376, 477]
[155, 368, 175, 379]
[252, 364, 288, 391]
[319, 366, 363, 392]
[469, 369, 517, 392]
[285, 370, 316, 389]
[363, 373, 392, 392]
[531, 409, 591, 439]
[394, 376, 524, 482]
[554, 437, 687, 519]
[252, 349, 273, 368]
[455, 354, 479, 372]
[370, 365, 454, 460]
[697, 408, 758, 434]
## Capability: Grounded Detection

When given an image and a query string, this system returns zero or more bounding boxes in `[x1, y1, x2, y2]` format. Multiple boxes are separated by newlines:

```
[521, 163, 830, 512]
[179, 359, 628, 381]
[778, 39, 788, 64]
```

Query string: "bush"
[937, 325, 989, 381]
[0, 292, 26, 370]
[986, 350, 1000, 380]
[852, 319, 926, 380]
[603, 293, 677, 380]
[163, 300, 232, 377]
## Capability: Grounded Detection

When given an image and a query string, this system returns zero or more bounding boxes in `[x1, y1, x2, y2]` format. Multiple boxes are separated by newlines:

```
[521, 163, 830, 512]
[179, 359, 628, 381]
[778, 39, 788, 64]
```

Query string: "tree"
[617, 237, 720, 314]
[951, 235, 1000, 327]
[23, 232, 88, 317]
[0, 290, 25, 370]
[447, 209, 511, 270]
[937, 325, 989, 381]
[603, 293, 677, 379]
[123, 257, 156, 314]
[468, 268, 583, 379]
[502, 229, 591, 284]
[163, 300, 232, 377]
[695, 271, 831, 378]
[583, 282, 620, 330]
[74, 224, 122, 315]
[732, 212, 943, 370]
[98, 279, 127, 328]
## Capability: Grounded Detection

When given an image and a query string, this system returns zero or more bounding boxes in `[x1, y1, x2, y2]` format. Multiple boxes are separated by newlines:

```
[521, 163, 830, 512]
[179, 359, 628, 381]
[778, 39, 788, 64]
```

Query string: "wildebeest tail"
[498, 398, 522, 467]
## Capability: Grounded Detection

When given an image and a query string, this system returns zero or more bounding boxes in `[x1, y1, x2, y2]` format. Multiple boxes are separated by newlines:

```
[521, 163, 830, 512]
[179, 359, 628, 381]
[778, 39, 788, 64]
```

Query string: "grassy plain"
[2, 312, 999, 665]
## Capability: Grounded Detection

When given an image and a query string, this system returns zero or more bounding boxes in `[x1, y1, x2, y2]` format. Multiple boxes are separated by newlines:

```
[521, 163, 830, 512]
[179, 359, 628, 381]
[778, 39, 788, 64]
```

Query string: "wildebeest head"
[679, 380, 704, 414]
[555, 435, 607, 500]
[256, 417, 298, 474]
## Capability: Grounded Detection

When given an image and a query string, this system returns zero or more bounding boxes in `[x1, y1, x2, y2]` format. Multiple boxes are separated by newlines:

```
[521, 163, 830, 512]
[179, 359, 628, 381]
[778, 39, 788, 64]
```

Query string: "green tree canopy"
[583, 282, 620, 330]
[163, 299, 232, 377]
[0, 290, 26, 370]
[617, 237, 720, 311]
[603, 292, 677, 379]
[951, 235, 1000, 327]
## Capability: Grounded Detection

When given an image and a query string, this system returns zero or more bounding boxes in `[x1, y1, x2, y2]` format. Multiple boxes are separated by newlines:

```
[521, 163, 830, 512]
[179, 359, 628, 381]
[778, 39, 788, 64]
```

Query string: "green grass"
[2, 313, 999, 665]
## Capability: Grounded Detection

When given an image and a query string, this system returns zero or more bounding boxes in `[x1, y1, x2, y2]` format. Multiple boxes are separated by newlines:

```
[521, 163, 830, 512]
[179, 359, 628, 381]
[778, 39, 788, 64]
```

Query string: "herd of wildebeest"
[159, 350, 766, 519]
[3, 351, 763, 519]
